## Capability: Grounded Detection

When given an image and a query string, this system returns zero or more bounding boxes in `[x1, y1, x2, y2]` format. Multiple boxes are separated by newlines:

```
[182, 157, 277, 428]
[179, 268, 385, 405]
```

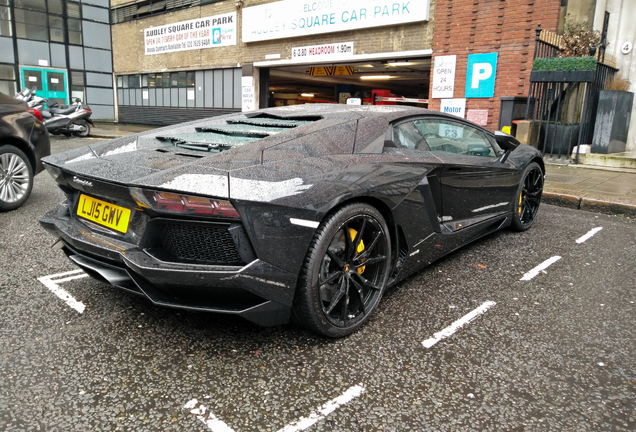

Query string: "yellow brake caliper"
[518, 190, 523, 216]
[348, 228, 366, 274]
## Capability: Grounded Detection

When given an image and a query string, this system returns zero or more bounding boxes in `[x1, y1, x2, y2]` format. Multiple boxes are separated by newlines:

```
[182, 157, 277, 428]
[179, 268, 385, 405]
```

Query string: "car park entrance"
[261, 55, 432, 108]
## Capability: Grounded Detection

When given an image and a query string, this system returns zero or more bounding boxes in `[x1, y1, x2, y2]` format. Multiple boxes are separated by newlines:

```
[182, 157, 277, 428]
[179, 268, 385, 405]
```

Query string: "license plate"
[76, 194, 131, 234]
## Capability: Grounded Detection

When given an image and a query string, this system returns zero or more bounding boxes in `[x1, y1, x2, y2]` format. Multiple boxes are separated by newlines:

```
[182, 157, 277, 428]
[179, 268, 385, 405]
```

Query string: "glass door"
[20, 67, 69, 105]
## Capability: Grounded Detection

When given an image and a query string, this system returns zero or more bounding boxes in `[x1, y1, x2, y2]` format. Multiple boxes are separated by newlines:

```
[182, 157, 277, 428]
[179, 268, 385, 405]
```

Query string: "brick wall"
[427, 0, 560, 130]
[112, 0, 436, 74]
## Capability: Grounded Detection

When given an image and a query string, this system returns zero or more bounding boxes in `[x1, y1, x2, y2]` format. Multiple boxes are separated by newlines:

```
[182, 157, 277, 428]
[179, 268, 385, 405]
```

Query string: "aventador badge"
[72, 176, 93, 187]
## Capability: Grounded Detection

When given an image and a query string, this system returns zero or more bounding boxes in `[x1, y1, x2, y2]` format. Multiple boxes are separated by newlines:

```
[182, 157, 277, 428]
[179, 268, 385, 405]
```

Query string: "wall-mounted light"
[300, 93, 315, 98]
[235, 0, 243, 8]
[360, 75, 394, 80]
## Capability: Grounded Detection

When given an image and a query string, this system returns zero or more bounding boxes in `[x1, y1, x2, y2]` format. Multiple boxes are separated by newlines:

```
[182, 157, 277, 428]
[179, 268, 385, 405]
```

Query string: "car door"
[409, 117, 520, 229]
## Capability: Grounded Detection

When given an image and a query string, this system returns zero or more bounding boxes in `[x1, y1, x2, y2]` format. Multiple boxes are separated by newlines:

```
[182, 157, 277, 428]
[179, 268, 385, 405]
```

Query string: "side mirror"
[494, 130, 520, 151]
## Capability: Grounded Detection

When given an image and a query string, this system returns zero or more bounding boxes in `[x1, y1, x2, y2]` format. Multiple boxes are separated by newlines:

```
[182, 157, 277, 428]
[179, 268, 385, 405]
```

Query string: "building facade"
[0, 0, 115, 119]
[110, 0, 436, 124]
[426, 0, 561, 131]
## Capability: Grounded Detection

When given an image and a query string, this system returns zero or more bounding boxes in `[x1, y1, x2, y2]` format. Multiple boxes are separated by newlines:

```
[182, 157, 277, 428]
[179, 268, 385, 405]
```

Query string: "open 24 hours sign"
[144, 12, 236, 55]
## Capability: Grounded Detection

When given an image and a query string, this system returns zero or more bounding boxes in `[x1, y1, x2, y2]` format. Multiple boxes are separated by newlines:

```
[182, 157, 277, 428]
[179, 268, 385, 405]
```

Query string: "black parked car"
[40, 105, 544, 337]
[0, 92, 50, 211]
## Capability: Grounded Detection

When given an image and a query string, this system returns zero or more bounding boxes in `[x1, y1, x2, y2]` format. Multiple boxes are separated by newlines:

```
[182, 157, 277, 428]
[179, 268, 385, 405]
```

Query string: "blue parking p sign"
[465, 53, 498, 98]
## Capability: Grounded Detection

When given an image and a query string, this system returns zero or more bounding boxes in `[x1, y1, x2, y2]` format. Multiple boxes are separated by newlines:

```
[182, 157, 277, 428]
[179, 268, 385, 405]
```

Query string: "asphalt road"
[1, 137, 634, 431]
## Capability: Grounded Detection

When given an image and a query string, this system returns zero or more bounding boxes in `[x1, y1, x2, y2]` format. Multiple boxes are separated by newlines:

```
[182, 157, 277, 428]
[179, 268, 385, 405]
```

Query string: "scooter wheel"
[73, 120, 91, 137]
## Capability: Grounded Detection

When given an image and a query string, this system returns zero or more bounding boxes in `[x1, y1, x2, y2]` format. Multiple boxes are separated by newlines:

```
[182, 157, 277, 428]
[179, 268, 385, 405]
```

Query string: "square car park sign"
[465, 52, 498, 98]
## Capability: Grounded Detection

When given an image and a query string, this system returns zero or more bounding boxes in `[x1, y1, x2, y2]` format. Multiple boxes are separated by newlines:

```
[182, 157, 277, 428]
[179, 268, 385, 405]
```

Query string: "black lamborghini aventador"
[40, 105, 544, 337]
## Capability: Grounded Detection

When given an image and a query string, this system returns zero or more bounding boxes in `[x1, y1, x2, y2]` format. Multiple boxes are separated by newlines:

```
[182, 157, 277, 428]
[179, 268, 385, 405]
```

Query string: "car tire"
[73, 120, 91, 137]
[511, 162, 543, 232]
[293, 203, 392, 337]
[0, 145, 34, 211]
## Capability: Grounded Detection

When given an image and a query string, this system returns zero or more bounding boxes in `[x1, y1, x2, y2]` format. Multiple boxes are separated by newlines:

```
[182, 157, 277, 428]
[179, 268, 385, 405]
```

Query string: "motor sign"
[465, 53, 498, 98]
[440, 98, 465, 118]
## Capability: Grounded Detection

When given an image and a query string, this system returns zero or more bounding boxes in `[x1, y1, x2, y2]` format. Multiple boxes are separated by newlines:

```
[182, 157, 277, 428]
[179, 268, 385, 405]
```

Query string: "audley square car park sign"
[144, 12, 236, 55]
[242, 0, 430, 43]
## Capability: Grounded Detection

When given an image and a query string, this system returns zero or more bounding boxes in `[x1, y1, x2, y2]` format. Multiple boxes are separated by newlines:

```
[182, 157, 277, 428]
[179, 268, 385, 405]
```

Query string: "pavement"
[91, 121, 636, 218]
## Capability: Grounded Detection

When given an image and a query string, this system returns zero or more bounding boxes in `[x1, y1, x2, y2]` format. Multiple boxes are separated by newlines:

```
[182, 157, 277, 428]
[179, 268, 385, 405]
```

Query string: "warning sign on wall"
[309, 66, 353, 76]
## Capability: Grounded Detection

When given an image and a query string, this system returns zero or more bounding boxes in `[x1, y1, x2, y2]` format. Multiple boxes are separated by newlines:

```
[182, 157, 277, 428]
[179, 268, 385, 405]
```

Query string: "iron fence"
[525, 23, 617, 164]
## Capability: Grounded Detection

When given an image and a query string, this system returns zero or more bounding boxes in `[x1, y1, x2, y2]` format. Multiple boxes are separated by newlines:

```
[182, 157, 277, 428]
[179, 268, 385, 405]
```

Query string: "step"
[576, 151, 636, 169]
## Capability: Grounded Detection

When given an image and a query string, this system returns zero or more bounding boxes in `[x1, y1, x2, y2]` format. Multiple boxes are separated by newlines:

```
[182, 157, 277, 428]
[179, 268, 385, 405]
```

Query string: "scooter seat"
[50, 106, 77, 115]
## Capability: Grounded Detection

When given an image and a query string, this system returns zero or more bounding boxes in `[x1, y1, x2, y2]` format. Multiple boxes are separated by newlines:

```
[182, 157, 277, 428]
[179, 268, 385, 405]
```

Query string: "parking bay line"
[576, 227, 603, 244]
[422, 301, 496, 349]
[37, 270, 88, 313]
[185, 384, 365, 432]
[519, 256, 562, 281]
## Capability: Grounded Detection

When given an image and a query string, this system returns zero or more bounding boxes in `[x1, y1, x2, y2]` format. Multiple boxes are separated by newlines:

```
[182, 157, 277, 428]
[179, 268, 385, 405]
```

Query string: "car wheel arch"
[0, 136, 36, 172]
[532, 156, 545, 176]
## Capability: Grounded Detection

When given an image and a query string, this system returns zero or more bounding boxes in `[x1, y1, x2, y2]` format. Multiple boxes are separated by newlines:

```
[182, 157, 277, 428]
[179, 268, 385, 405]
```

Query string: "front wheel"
[0, 145, 34, 211]
[73, 120, 91, 137]
[512, 162, 544, 231]
[293, 203, 392, 337]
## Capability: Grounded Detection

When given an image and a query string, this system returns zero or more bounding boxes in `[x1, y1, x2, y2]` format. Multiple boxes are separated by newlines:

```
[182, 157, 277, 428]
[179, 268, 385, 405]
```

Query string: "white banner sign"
[431, 55, 456, 99]
[144, 12, 236, 55]
[291, 41, 354, 62]
[242, 0, 430, 43]
[440, 98, 466, 118]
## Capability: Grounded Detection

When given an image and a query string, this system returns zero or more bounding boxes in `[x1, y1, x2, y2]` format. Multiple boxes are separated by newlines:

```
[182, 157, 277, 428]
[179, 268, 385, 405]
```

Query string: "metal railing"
[525, 23, 617, 164]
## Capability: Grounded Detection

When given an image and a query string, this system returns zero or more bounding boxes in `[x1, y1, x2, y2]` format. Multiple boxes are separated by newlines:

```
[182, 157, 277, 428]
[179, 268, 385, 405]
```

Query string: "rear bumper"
[40, 204, 297, 327]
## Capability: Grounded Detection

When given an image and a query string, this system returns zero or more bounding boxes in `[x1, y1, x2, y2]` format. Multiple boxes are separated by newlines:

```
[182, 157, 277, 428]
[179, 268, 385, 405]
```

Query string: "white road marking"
[184, 385, 365, 432]
[277, 385, 365, 432]
[185, 399, 235, 432]
[519, 256, 562, 281]
[576, 227, 603, 244]
[38, 270, 88, 313]
[422, 301, 496, 349]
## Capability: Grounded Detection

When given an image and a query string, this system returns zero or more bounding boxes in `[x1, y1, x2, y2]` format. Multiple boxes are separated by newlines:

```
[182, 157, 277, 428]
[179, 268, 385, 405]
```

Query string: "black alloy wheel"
[512, 162, 543, 231]
[294, 203, 391, 337]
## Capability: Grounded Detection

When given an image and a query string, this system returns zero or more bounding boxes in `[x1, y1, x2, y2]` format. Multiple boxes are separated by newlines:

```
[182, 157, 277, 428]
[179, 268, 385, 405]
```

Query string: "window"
[128, 75, 140, 88]
[393, 121, 429, 150]
[413, 119, 497, 157]
[178, 71, 186, 87]
[48, 0, 63, 15]
[0, 80, 15, 96]
[68, 18, 82, 44]
[14, 0, 46, 12]
[0, 5, 11, 37]
[0, 63, 15, 96]
[14, 8, 48, 41]
[186, 72, 195, 87]
[49, 15, 64, 43]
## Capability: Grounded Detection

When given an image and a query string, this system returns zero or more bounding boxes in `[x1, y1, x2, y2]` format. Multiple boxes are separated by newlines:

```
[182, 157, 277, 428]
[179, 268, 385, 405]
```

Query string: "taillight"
[129, 187, 240, 218]
[27, 108, 43, 122]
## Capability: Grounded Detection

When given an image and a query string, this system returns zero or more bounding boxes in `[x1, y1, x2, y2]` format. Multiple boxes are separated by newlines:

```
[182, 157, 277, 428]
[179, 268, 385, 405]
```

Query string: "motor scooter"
[41, 99, 94, 137]
[15, 87, 94, 137]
